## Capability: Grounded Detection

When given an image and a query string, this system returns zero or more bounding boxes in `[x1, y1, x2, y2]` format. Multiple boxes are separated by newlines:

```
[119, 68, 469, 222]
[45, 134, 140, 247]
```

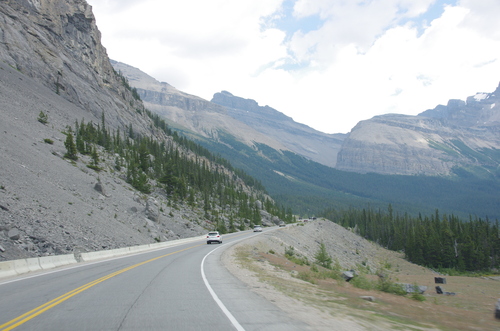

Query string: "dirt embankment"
[223, 220, 500, 330]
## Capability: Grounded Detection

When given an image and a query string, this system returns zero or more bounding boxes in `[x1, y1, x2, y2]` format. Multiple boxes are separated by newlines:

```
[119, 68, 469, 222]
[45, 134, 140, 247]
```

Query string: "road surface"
[0, 228, 309, 330]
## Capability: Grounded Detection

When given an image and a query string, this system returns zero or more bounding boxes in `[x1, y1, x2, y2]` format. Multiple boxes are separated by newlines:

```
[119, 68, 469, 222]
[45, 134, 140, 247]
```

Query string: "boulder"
[435, 286, 455, 296]
[145, 198, 160, 223]
[342, 270, 355, 282]
[94, 181, 106, 196]
[434, 277, 446, 284]
[400, 283, 427, 294]
[8, 228, 20, 240]
[360, 296, 375, 302]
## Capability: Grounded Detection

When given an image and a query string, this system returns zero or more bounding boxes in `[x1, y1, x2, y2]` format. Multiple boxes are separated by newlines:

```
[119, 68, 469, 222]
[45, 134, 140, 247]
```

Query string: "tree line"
[63, 109, 293, 232]
[321, 206, 500, 272]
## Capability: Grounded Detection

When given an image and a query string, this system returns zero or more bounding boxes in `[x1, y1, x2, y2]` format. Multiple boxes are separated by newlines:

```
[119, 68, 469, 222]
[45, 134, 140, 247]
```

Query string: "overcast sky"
[87, 0, 500, 134]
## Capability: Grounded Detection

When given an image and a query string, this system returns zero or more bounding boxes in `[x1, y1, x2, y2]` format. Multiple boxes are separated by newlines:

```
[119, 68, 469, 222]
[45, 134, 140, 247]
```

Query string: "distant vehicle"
[253, 225, 263, 232]
[206, 231, 222, 244]
[278, 221, 286, 227]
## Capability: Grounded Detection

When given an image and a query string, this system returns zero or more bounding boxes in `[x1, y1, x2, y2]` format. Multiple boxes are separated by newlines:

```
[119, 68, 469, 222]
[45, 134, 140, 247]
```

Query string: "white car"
[206, 231, 222, 244]
[253, 225, 263, 232]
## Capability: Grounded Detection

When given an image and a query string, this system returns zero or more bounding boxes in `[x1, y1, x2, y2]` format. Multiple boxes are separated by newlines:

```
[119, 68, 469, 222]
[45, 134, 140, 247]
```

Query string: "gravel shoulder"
[222, 220, 500, 330]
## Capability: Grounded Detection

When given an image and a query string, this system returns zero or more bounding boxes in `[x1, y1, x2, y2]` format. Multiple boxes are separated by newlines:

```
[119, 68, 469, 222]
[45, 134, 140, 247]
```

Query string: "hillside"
[224, 220, 500, 330]
[0, 0, 283, 261]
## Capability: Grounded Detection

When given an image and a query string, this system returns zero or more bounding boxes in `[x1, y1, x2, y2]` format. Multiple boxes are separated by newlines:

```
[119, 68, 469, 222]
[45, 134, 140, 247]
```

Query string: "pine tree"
[64, 132, 78, 160]
[315, 242, 333, 269]
[90, 145, 99, 168]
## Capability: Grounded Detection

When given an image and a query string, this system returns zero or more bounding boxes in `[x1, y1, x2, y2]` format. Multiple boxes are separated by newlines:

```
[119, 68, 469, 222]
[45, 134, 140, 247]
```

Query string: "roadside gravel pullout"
[221, 220, 426, 330]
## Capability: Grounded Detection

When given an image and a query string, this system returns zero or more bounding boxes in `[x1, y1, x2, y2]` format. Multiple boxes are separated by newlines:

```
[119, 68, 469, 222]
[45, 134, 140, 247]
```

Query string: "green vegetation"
[322, 206, 500, 272]
[314, 242, 332, 269]
[66, 108, 291, 229]
[192, 129, 500, 220]
[37, 111, 48, 124]
[43, 138, 53, 144]
[349, 274, 373, 290]
[63, 131, 78, 160]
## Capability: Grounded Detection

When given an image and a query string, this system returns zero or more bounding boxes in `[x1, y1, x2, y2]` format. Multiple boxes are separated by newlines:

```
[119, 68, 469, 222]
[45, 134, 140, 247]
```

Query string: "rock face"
[336, 84, 500, 176]
[111, 61, 345, 168]
[211, 91, 345, 168]
[0, 0, 151, 135]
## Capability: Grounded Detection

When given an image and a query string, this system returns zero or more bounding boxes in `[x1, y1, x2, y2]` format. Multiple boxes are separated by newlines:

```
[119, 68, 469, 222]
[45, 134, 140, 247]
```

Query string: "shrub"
[297, 271, 316, 284]
[315, 242, 332, 269]
[410, 292, 426, 301]
[285, 246, 295, 257]
[350, 274, 374, 290]
[37, 111, 48, 124]
[43, 138, 54, 144]
[376, 276, 406, 296]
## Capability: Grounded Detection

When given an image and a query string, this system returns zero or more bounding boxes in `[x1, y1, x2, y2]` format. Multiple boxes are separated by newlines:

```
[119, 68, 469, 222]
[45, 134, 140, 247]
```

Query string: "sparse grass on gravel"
[224, 221, 500, 330]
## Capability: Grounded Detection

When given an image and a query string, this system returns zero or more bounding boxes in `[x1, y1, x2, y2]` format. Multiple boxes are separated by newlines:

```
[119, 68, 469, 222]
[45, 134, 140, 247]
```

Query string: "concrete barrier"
[0, 260, 17, 278]
[26, 257, 42, 273]
[38, 256, 57, 270]
[0, 235, 207, 279]
[51, 254, 77, 268]
[12, 259, 30, 275]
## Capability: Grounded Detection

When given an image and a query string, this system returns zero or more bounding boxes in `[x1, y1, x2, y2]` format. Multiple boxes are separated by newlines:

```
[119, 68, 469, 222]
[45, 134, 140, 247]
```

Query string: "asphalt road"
[0, 228, 309, 330]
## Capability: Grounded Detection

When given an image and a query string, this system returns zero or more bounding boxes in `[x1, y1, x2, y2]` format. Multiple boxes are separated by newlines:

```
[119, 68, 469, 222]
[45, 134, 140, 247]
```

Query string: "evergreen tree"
[64, 132, 78, 160]
[90, 145, 99, 168]
[315, 242, 332, 269]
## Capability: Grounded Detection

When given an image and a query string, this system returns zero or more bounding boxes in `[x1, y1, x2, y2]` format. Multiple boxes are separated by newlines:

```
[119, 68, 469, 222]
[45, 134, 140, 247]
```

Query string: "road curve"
[0, 228, 309, 330]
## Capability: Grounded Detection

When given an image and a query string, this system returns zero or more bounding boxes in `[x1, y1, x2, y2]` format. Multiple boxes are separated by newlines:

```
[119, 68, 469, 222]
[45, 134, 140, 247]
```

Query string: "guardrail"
[0, 235, 205, 280]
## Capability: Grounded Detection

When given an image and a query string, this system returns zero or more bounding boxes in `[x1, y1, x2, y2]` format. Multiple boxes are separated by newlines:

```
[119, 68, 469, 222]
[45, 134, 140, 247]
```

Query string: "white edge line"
[201, 243, 246, 331]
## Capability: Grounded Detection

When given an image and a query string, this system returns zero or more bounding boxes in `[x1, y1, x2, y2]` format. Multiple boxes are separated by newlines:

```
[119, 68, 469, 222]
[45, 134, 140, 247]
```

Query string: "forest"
[61, 108, 293, 233]
[321, 206, 500, 272]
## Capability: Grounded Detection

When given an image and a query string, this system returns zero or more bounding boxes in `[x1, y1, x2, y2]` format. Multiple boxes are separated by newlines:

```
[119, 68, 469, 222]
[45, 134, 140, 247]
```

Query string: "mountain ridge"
[337, 83, 500, 176]
[112, 60, 344, 168]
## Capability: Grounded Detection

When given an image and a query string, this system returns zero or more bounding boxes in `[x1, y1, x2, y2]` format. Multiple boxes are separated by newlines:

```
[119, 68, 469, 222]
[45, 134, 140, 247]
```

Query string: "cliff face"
[0, 0, 150, 133]
[336, 84, 500, 176]
[211, 91, 345, 168]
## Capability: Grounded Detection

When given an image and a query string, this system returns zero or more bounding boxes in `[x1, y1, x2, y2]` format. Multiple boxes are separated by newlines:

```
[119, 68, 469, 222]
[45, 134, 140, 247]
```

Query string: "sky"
[86, 0, 500, 134]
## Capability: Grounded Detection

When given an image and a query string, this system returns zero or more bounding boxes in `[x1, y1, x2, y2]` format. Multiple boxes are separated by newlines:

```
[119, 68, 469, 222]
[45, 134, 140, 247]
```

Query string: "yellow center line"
[0, 244, 202, 331]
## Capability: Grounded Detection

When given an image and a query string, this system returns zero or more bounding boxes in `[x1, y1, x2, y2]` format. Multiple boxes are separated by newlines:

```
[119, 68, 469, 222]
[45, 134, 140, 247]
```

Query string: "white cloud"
[88, 0, 500, 134]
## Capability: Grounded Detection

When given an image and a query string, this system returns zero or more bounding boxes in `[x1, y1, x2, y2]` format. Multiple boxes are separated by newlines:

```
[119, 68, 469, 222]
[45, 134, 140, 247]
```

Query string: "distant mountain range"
[111, 61, 345, 169]
[113, 61, 500, 179]
[338, 86, 500, 176]
[113, 60, 500, 219]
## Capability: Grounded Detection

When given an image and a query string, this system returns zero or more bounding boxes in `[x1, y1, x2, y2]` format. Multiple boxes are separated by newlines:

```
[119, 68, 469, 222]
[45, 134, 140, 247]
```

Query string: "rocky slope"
[111, 61, 345, 168]
[337, 84, 500, 176]
[0, 1, 278, 261]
